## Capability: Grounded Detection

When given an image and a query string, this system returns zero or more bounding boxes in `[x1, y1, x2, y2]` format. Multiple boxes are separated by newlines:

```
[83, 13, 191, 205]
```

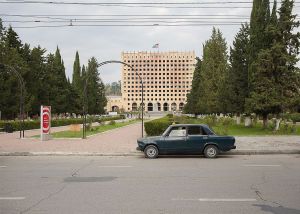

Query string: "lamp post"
[82, 60, 144, 139]
[0, 63, 25, 138]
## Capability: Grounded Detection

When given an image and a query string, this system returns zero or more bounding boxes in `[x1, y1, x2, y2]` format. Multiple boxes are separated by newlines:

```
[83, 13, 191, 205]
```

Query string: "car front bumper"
[231, 145, 236, 149]
[136, 146, 142, 151]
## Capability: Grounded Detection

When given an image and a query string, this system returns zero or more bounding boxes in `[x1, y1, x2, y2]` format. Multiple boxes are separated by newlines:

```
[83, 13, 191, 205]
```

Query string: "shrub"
[280, 121, 294, 134]
[144, 117, 172, 136]
[268, 119, 276, 131]
[219, 117, 234, 126]
[288, 113, 300, 124]
[166, 114, 173, 118]
[109, 120, 116, 125]
[202, 115, 217, 127]
[0, 114, 126, 132]
[217, 117, 234, 135]
[0, 118, 93, 131]
[97, 115, 125, 123]
[173, 115, 189, 124]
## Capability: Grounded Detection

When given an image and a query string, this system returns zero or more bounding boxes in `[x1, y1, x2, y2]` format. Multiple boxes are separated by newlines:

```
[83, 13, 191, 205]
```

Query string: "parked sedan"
[137, 124, 236, 158]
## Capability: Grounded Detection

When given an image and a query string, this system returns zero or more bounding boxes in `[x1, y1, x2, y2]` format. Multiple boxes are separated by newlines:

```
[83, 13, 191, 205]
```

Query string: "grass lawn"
[42, 119, 140, 138]
[171, 116, 300, 136]
[211, 123, 300, 136]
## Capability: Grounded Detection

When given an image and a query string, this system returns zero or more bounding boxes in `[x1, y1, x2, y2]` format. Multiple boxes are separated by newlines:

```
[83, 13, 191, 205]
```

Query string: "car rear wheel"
[204, 145, 219, 158]
[144, 145, 159, 159]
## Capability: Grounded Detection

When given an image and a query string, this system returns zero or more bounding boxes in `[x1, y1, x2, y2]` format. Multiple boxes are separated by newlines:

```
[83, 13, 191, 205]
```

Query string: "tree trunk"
[236, 113, 241, 125]
[262, 114, 268, 129]
[275, 118, 281, 131]
[245, 116, 252, 127]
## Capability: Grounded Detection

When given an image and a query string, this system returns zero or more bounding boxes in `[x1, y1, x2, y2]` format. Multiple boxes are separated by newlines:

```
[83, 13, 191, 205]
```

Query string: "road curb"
[0, 150, 300, 156]
[226, 150, 300, 155]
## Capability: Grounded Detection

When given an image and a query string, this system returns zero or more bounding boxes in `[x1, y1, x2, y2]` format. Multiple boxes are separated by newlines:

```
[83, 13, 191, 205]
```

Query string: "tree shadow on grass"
[253, 204, 300, 214]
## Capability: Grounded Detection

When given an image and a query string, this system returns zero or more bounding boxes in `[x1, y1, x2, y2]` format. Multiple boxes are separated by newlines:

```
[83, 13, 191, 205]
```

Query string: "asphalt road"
[0, 155, 300, 214]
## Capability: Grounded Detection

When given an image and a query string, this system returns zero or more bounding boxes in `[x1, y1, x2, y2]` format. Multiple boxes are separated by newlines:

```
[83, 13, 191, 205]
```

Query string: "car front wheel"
[144, 145, 159, 159]
[204, 145, 219, 158]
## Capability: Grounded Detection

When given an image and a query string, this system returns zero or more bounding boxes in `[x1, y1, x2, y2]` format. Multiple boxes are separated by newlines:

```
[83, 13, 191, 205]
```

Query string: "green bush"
[144, 117, 172, 136]
[166, 114, 173, 118]
[280, 121, 294, 134]
[217, 117, 234, 135]
[0, 120, 40, 131]
[97, 115, 125, 123]
[109, 120, 116, 125]
[267, 119, 276, 131]
[288, 113, 300, 124]
[219, 117, 234, 126]
[203, 115, 217, 127]
[0, 118, 89, 131]
[173, 115, 189, 124]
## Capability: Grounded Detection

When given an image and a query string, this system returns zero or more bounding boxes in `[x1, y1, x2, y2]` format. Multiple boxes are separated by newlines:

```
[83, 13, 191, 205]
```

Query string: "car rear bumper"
[231, 145, 236, 149]
[136, 146, 142, 151]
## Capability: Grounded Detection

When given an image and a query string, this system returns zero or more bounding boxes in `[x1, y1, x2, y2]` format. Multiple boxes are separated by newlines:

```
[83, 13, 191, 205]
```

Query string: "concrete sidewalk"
[0, 122, 300, 156]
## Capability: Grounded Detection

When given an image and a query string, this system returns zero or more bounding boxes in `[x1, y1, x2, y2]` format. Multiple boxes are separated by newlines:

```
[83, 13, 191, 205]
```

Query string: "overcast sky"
[1, 1, 299, 84]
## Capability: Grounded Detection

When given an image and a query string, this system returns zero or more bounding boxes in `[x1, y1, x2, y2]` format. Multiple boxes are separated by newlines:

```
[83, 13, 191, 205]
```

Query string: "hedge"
[144, 117, 172, 136]
[0, 115, 126, 131]
[288, 113, 300, 123]
[97, 115, 125, 123]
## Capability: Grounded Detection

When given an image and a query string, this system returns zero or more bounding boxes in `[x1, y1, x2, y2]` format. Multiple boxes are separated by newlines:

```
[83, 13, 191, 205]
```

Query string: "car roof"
[170, 124, 209, 128]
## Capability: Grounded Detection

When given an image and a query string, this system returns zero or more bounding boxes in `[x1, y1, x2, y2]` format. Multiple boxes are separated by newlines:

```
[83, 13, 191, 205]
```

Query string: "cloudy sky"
[1, 0, 299, 84]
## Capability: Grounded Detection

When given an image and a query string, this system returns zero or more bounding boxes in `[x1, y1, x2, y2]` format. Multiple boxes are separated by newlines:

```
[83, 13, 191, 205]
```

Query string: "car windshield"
[163, 126, 186, 137]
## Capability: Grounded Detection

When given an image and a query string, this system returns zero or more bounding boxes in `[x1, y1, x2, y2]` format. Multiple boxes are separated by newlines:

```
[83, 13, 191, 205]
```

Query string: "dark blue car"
[137, 124, 236, 158]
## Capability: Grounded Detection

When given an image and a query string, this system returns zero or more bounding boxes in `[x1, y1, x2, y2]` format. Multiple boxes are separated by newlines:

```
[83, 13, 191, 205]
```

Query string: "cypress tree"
[72, 51, 81, 92]
[28, 46, 46, 115]
[198, 27, 229, 114]
[276, 0, 300, 111]
[4, 26, 22, 51]
[246, 0, 300, 127]
[50, 47, 69, 114]
[86, 58, 107, 114]
[184, 57, 202, 115]
[225, 23, 250, 116]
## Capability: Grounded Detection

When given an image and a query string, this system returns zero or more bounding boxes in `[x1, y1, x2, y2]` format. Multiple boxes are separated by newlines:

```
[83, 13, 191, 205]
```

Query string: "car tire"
[144, 145, 159, 159]
[204, 145, 219, 158]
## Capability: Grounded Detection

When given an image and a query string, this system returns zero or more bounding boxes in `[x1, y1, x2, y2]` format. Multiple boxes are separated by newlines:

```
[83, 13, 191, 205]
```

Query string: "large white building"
[107, 51, 196, 112]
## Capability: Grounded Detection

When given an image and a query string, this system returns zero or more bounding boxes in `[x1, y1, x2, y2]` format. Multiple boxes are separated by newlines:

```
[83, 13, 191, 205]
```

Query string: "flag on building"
[152, 43, 159, 48]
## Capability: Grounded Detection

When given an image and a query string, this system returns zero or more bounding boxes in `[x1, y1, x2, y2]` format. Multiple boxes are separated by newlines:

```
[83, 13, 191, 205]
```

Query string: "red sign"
[41, 106, 51, 134]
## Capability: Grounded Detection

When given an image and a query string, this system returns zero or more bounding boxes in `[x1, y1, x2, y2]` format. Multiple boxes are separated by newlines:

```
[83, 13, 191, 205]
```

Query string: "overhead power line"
[0, 1, 299, 5]
[0, 1, 262, 4]
[0, 1, 298, 9]
[12, 23, 249, 29]
[0, 14, 252, 17]
[4, 20, 253, 24]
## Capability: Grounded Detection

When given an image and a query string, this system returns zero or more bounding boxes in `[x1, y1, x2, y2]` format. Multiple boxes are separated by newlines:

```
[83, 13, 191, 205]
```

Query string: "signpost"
[41, 106, 51, 141]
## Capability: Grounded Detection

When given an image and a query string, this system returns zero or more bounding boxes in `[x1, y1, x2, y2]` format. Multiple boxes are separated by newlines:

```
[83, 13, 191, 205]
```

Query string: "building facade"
[107, 51, 196, 112]
[105, 96, 125, 112]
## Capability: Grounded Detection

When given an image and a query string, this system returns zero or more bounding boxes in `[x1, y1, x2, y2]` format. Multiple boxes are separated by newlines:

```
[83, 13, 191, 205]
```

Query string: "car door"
[159, 126, 188, 154]
[186, 126, 207, 154]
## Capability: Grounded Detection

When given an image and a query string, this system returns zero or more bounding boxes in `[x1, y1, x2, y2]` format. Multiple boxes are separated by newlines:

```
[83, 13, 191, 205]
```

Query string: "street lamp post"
[82, 60, 144, 139]
[0, 64, 25, 138]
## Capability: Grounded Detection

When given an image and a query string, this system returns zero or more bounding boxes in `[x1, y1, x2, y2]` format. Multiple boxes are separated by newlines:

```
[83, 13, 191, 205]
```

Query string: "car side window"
[202, 128, 208, 135]
[168, 127, 186, 137]
[187, 126, 203, 135]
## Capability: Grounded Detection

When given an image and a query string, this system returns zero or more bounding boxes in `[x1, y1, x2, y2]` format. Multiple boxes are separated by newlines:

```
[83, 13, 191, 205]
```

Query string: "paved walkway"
[0, 121, 143, 154]
[0, 122, 300, 155]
